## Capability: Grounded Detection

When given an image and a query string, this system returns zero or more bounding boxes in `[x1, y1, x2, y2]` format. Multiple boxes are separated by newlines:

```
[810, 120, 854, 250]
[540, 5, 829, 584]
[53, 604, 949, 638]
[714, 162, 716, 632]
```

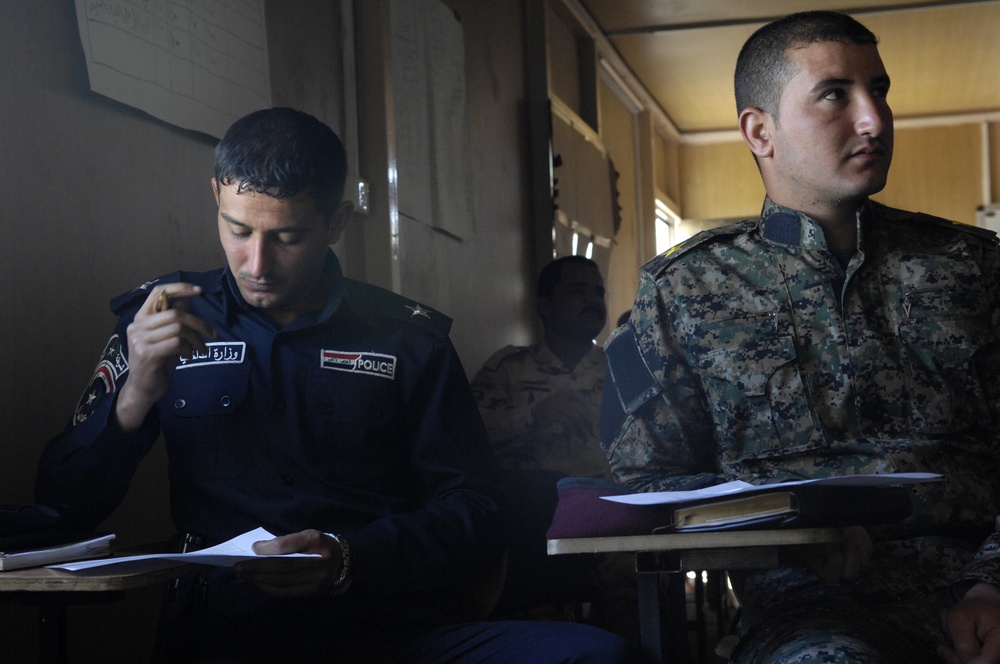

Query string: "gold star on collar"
[406, 304, 431, 318]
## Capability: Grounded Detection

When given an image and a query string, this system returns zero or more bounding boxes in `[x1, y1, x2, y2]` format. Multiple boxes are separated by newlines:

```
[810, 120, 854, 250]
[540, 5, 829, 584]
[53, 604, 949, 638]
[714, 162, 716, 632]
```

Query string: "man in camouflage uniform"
[601, 11, 1000, 664]
[472, 256, 639, 643]
[472, 255, 612, 479]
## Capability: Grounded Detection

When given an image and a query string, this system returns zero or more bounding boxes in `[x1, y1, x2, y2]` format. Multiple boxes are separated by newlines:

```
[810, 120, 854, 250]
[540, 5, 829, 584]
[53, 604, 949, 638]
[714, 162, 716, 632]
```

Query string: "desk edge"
[547, 527, 842, 555]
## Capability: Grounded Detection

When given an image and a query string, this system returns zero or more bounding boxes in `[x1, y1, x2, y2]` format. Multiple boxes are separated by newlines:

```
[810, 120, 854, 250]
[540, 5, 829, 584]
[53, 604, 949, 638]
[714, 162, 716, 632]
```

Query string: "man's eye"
[278, 234, 305, 246]
[823, 89, 845, 101]
[873, 86, 889, 98]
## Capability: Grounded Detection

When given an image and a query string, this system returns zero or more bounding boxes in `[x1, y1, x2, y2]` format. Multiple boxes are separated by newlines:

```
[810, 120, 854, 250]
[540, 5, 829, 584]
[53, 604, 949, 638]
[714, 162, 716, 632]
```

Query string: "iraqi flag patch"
[75, 335, 129, 424]
[321, 350, 397, 380]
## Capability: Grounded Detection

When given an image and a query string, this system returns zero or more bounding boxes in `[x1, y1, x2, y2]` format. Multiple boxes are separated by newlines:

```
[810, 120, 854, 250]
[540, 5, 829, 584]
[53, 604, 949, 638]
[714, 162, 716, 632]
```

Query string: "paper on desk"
[49, 527, 319, 572]
[602, 472, 943, 506]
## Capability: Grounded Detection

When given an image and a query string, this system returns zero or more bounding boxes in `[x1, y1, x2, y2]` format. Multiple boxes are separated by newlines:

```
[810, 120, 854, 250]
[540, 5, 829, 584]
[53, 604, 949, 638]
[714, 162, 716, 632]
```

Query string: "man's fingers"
[251, 530, 327, 556]
[135, 320, 215, 360]
[133, 285, 216, 355]
[143, 284, 203, 315]
[841, 546, 864, 581]
[137, 297, 217, 352]
[236, 531, 337, 598]
[251, 537, 285, 556]
[839, 527, 872, 581]
[844, 526, 872, 559]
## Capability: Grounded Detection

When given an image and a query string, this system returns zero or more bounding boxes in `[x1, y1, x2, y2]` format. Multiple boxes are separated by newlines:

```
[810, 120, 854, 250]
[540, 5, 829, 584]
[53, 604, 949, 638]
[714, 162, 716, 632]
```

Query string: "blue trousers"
[160, 619, 644, 663]
[155, 574, 645, 663]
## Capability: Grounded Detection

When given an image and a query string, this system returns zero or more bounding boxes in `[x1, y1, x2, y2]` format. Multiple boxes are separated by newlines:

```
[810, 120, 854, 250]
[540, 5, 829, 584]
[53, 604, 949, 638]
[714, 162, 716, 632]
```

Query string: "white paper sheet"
[601, 473, 943, 506]
[50, 527, 318, 572]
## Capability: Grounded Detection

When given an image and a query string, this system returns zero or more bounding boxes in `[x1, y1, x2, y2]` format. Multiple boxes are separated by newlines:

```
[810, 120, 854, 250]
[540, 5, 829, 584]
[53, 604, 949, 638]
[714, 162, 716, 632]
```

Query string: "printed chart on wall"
[389, 0, 472, 239]
[74, 0, 272, 138]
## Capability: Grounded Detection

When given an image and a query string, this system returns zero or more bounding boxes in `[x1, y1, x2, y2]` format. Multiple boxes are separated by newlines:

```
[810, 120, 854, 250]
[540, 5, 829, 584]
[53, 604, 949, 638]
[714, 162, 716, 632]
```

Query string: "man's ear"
[326, 200, 355, 245]
[211, 178, 221, 205]
[739, 107, 774, 159]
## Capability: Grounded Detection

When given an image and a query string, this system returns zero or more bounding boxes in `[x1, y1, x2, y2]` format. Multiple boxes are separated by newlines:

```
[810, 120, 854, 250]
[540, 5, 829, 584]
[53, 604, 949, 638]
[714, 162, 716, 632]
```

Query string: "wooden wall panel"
[403, 0, 534, 374]
[678, 124, 987, 227]
[873, 123, 982, 225]
[599, 77, 642, 337]
[654, 131, 682, 208]
[547, 0, 582, 120]
[679, 140, 763, 220]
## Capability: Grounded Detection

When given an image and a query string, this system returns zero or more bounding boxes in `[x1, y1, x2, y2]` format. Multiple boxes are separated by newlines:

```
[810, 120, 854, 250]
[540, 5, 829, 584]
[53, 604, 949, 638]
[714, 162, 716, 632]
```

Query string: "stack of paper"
[49, 527, 318, 572]
[0, 533, 115, 571]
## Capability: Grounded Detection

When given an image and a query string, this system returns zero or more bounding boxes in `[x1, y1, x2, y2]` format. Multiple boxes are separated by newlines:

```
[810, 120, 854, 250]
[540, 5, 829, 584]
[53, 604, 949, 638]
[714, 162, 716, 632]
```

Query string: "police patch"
[321, 350, 397, 380]
[176, 342, 246, 369]
[74, 334, 129, 424]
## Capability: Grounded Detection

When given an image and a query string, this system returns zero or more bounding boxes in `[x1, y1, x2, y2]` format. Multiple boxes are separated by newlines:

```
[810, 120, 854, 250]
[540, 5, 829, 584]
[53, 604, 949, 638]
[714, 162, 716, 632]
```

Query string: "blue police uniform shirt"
[37, 251, 506, 607]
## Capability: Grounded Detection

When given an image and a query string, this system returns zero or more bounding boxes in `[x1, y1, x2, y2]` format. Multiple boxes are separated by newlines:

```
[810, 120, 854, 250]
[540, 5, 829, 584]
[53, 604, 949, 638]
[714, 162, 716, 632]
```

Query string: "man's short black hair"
[214, 107, 348, 218]
[537, 255, 600, 299]
[735, 11, 878, 118]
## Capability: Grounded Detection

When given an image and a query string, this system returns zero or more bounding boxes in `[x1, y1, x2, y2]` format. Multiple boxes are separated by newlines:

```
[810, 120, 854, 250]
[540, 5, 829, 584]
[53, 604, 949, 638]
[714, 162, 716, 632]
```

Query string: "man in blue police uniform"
[37, 108, 640, 663]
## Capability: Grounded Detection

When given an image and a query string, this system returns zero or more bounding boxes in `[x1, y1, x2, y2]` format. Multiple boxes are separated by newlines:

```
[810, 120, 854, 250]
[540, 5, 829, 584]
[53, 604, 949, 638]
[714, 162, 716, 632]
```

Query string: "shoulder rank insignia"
[405, 304, 432, 319]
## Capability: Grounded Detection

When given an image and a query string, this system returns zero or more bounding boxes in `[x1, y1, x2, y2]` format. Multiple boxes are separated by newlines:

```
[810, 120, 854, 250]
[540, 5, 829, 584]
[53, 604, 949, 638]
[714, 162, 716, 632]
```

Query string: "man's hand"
[235, 529, 346, 598]
[114, 284, 216, 431]
[795, 526, 873, 584]
[940, 583, 1000, 664]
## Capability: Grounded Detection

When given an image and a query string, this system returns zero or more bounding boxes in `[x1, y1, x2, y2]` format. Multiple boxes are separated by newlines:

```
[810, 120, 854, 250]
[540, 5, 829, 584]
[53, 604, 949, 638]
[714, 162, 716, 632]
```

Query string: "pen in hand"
[155, 291, 170, 313]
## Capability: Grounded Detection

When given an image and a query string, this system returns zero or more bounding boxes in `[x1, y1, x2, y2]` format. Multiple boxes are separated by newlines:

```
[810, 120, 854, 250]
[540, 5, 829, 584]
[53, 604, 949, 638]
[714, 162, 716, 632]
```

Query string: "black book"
[657, 484, 913, 533]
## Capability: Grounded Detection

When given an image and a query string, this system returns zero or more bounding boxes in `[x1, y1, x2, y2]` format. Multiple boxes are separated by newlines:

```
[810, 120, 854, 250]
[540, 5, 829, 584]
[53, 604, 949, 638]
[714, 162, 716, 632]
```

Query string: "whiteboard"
[75, 0, 272, 138]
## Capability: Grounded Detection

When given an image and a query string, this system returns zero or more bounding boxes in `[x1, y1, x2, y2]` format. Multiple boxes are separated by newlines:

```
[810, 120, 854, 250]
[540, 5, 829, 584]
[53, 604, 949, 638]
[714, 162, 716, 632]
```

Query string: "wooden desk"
[0, 562, 201, 664]
[548, 528, 842, 664]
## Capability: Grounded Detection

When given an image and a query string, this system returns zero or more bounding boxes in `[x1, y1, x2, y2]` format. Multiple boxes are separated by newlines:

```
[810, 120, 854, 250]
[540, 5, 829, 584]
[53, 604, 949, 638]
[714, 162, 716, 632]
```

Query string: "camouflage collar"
[758, 197, 872, 251]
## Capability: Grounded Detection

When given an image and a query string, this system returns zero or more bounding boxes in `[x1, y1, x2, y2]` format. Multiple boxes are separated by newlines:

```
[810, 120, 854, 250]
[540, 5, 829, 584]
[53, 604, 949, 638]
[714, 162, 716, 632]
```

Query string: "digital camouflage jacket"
[602, 197, 1000, 592]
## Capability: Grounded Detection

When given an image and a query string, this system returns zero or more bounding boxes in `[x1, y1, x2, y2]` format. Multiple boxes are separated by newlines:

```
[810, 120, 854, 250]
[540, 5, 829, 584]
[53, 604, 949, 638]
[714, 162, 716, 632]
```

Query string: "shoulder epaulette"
[109, 270, 224, 315]
[873, 201, 998, 245]
[345, 279, 452, 339]
[914, 212, 998, 245]
[643, 219, 754, 276]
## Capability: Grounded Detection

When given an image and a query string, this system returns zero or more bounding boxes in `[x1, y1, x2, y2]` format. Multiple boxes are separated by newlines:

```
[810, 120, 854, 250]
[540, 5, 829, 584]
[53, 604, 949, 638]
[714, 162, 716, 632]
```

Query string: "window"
[655, 198, 682, 255]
